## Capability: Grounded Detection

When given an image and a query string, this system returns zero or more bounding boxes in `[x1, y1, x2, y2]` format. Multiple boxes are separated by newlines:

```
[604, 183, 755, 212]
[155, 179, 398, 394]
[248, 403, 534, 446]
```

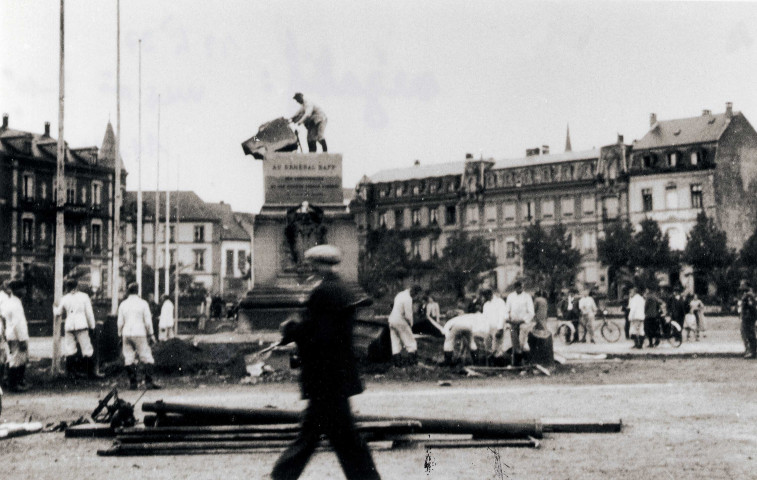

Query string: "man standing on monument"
[271, 245, 381, 480]
[290, 92, 328, 153]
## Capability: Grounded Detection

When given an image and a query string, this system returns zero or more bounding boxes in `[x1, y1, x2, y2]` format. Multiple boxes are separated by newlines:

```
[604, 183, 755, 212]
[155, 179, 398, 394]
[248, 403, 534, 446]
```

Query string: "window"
[445, 205, 456, 225]
[91, 182, 102, 206]
[667, 152, 678, 167]
[22, 174, 34, 200]
[412, 208, 421, 226]
[411, 240, 421, 258]
[642, 155, 655, 168]
[582, 196, 595, 215]
[40, 182, 48, 200]
[238, 250, 247, 275]
[642, 188, 654, 212]
[395, 184, 404, 197]
[193, 249, 205, 271]
[691, 184, 703, 209]
[690, 152, 699, 166]
[485, 204, 497, 224]
[169, 225, 175, 243]
[66, 178, 77, 204]
[429, 207, 438, 225]
[581, 231, 596, 253]
[665, 184, 678, 209]
[503, 202, 516, 222]
[466, 204, 479, 225]
[604, 197, 619, 219]
[379, 211, 388, 228]
[193, 225, 205, 243]
[79, 225, 87, 244]
[561, 197, 574, 217]
[226, 250, 235, 276]
[394, 209, 405, 228]
[80, 186, 87, 204]
[65, 224, 75, 246]
[429, 182, 437, 194]
[40, 222, 47, 243]
[488, 239, 496, 256]
[169, 249, 176, 266]
[506, 241, 516, 258]
[430, 239, 439, 258]
[92, 223, 102, 252]
[541, 199, 554, 219]
[412, 184, 420, 195]
[379, 188, 387, 199]
[522, 201, 534, 222]
[22, 218, 34, 247]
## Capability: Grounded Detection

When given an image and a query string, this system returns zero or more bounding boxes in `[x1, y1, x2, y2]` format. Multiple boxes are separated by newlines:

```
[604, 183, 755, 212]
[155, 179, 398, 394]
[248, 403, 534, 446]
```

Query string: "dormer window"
[412, 184, 420, 195]
[429, 182, 437, 194]
[395, 184, 404, 197]
[690, 151, 699, 166]
[642, 154, 656, 169]
[667, 152, 678, 168]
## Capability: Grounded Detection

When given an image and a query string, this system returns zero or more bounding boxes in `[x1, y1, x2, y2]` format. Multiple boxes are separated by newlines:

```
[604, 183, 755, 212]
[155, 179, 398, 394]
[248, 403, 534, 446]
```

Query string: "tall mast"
[154, 94, 160, 300]
[164, 123, 170, 297]
[111, 0, 122, 314]
[52, 0, 66, 375]
[136, 39, 143, 296]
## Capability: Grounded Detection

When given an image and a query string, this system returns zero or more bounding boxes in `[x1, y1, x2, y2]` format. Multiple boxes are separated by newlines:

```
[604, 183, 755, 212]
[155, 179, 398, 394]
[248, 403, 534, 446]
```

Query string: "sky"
[2, 1, 757, 214]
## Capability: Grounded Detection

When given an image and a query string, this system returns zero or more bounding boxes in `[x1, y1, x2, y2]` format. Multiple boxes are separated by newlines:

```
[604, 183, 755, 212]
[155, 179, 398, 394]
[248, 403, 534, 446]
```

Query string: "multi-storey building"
[628, 102, 757, 251]
[351, 135, 630, 294]
[0, 113, 123, 296]
[122, 191, 252, 298]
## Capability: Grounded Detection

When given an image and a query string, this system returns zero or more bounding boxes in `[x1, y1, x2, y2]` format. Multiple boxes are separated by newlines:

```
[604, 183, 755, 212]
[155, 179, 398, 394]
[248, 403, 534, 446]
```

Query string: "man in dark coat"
[271, 245, 381, 480]
[739, 280, 757, 359]
[644, 287, 663, 348]
[667, 287, 687, 340]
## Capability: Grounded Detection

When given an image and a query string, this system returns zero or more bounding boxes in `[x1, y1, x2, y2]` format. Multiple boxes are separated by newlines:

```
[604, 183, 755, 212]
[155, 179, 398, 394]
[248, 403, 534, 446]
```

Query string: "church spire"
[565, 123, 572, 152]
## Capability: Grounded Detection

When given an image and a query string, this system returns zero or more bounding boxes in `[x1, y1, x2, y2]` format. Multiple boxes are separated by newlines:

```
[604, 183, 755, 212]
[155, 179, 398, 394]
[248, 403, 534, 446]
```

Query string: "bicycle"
[554, 319, 583, 344]
[658, 317, 683, 348]
[598, 310, 622, 343]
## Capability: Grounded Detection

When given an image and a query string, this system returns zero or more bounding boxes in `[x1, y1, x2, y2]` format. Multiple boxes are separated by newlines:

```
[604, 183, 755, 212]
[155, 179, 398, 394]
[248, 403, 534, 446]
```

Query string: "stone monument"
[237, 152, 364, 331]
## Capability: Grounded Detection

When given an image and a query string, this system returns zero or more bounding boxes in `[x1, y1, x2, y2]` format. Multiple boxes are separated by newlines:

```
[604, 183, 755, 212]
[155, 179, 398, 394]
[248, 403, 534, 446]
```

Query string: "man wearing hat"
[0, 280, 30, 391]
[53, 279, 102, 379]
[117, 282, 161, 390]
[738, 280, 757, 359]
[290, 92, 328, 153]
[271, 245, 381, 480]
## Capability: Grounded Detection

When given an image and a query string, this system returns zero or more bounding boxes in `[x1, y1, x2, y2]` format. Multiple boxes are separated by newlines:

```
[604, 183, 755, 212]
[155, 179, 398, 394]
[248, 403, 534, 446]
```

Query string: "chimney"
[44, 122, 51, 136]
[2, 113, 7, 129]
[541, 145, 550, 155]
[702, 109, 711, 116]
[649, 113, 657, 127]
[725, 102, 733, 119]
[617, 134, 624, 144]
[414, 159, 420, 167]
[465, 153, 473, 159]
[526, 147, 540, 157]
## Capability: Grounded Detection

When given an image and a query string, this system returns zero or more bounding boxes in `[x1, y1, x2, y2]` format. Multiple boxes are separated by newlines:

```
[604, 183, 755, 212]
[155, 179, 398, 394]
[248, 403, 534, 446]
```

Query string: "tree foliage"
[522, 222, 581, 298]
[433, 232, 496, 300]
[358, 228, 410, 299]
[598, 221, 635, 272]
[684, 212, 733, 272]
[630, 218, 674, 270]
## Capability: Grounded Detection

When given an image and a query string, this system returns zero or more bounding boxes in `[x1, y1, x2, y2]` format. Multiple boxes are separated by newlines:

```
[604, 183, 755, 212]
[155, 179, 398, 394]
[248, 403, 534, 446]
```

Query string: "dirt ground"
[2, 356, 756, 480]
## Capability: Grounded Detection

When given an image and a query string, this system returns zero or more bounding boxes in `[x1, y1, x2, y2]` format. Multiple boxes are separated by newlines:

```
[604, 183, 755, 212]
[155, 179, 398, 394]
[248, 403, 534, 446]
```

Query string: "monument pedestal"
[238, 153, 365, 331]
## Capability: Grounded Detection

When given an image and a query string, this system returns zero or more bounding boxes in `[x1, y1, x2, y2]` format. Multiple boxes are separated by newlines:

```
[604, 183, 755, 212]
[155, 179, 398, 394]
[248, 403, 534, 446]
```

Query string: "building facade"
[0, 114, 123, 295]
[351, 136, 630, 294]
[122, 191, 252, 299]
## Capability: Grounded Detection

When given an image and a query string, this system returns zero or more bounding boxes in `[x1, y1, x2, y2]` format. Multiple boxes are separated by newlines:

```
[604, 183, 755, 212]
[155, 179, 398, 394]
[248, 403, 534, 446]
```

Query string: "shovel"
[244, 342, 282, 377]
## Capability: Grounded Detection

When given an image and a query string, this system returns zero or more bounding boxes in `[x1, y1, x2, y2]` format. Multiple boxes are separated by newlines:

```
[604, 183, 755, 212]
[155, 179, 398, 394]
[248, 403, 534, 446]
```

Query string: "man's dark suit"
[271, 271, 380, 480]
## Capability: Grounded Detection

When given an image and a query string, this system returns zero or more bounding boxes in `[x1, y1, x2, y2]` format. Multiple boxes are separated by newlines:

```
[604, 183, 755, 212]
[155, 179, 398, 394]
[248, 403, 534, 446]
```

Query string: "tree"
[522, 222, 581, 300]
[358, 228, 411, 299]
[684, 212, 735, 302]
[598, 221, 635, 297]
[630, 218, 673, 272]
[433, 232, 496, 300]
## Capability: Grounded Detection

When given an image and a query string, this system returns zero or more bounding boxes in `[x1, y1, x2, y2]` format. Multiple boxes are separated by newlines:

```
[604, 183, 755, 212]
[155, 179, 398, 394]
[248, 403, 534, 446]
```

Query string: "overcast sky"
[2, 1, 757, 213]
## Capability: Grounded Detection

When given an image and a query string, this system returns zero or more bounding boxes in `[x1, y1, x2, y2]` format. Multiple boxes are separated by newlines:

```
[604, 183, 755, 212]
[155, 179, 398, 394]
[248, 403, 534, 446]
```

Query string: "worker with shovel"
[290, 92, 328, 153]
[271, 245, 380, 480]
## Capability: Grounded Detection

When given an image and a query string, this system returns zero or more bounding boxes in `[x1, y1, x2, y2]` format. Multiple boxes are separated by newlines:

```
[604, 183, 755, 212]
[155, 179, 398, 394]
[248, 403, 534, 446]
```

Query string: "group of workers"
[387, 281, 547, 367]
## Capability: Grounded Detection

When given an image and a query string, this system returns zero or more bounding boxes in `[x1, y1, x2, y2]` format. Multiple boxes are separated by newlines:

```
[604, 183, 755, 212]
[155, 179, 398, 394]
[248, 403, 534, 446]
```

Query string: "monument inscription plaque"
[263, 153, 343, 205]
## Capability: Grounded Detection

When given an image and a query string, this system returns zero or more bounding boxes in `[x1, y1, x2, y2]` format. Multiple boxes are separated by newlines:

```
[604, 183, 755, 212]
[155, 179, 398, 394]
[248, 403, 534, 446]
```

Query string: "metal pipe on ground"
[141, 401, 543, 439]
[98, 440, 397, 457]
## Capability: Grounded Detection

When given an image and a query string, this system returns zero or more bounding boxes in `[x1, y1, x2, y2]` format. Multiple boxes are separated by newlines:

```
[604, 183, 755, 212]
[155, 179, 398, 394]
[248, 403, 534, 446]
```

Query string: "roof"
[123, 191, 220, 222]
[633, 112, 736, 150]
[205, 202, 250, 241]
[364, 149, 599, 184]
[0, 118, 120, 170]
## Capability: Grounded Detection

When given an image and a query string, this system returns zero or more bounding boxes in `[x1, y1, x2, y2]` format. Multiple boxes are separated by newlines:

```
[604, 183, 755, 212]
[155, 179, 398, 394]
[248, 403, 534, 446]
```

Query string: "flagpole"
[164, 123, 170, 297]
[136, 39, 143, 296]
[111, 0, 122, 315]
[154, 94, 160, 300]
[173, 158, 180, 335]
[52, 0, 66, 375]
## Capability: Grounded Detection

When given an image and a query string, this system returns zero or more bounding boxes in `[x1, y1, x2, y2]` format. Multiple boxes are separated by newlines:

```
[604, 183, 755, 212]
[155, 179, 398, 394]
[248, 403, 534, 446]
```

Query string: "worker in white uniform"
[441, 289, 508, 366]
[627, 287, 646, 349]
[578, 289, 598, 344]
[1, 280, 30, 391]
[158, 295, 175, 341]
[0, 280, 10, 386]
[482, 289, 509, 361]
[117, 282, 161, 390]
[388, 285, 422, 366]
[53, 279, 102, 379]
[505, 281, 535, 366]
